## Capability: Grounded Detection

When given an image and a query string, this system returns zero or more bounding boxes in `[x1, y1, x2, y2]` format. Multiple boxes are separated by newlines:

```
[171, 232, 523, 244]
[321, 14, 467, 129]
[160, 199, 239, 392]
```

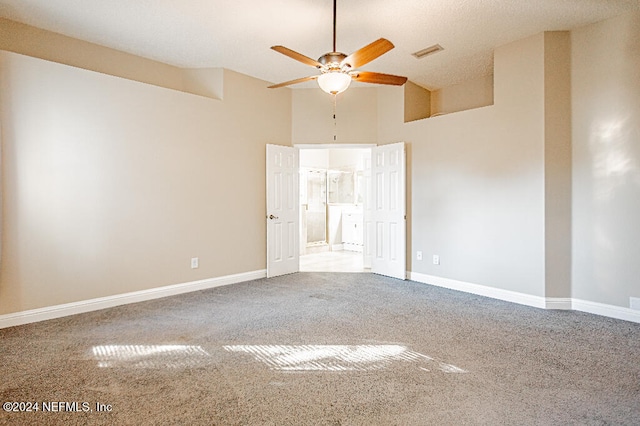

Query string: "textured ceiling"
[1, 0, 639, 89]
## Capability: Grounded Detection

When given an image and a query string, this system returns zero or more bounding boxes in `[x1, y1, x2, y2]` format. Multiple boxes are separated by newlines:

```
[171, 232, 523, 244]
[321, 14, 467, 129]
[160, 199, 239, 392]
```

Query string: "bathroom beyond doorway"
[299, 146, 370, 272]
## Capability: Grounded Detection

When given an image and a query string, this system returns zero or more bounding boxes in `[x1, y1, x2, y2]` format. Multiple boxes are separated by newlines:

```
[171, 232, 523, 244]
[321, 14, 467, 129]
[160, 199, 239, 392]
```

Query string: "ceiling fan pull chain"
[333, 94, 337, 142]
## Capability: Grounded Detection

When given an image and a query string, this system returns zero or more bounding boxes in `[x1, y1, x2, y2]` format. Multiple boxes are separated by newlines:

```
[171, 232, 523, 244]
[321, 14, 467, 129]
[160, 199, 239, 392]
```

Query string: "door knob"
[268, 214, 279, 220]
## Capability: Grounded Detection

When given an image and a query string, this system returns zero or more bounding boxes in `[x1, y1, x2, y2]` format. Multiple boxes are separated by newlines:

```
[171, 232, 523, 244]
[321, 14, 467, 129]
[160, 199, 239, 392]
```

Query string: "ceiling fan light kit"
[268, 0, 407, 94]
[318, 71, 352, 94]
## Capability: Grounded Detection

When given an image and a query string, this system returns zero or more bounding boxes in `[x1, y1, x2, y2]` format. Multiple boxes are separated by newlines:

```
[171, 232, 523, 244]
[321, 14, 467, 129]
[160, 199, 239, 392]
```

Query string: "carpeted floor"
[1, 272, 639, 425]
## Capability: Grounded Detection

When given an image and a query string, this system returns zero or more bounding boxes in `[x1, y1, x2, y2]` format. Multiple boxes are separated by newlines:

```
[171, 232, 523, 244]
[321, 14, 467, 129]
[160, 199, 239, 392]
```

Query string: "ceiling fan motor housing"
[318, 52, 350, 72]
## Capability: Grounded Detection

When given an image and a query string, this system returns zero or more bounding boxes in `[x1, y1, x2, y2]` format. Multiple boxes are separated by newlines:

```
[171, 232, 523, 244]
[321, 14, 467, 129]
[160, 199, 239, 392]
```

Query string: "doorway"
[266, 142, 406, 279]
[298, 146, 371, 272]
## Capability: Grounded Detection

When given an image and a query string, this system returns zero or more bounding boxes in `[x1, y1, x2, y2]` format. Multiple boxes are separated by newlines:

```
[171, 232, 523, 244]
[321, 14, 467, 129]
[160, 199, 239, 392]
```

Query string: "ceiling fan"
[268, 0, 408, 94]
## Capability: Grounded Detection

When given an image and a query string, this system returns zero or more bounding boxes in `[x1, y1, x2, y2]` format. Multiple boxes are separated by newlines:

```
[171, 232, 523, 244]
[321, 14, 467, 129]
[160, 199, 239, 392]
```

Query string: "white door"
[363, 153, 373, 268]
[266, 144, 299, 278]
[371, 142, 406, 280]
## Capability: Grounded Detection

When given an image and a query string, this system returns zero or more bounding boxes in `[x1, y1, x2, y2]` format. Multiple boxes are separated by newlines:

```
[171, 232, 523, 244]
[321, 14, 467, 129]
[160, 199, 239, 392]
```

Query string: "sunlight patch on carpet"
[223, 344, 466, 373]
[92, 344, 210, 368]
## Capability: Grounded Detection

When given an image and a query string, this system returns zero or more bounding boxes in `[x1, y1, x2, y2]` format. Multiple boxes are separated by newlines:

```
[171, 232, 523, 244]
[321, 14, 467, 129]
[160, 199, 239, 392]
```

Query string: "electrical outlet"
[433, 255, 440, 265]
[631, 297, 640, 311]
[416, 251, 423, 261]
[191, 257, 199, 269]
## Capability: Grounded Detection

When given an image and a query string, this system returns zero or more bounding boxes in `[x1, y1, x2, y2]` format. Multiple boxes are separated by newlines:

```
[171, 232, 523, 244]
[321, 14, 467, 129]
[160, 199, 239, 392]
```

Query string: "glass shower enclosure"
[301, 168, 327, 245]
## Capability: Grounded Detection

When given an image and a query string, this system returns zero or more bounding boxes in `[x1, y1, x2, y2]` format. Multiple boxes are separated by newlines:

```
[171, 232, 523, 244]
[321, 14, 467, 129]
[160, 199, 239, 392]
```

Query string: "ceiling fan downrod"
[332, 0, 337, 53]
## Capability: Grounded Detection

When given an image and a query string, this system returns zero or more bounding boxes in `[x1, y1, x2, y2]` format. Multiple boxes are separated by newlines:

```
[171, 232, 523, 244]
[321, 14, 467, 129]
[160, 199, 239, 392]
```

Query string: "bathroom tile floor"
[299, 250, 367, 273]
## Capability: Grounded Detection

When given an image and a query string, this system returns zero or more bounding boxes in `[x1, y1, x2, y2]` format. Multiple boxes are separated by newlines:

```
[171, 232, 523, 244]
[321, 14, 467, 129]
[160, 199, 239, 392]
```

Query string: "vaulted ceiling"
[1, 0, 638, 89]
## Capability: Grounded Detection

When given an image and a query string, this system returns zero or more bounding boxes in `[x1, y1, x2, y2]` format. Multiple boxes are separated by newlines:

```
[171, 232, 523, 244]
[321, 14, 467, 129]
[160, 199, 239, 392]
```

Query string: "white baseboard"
[0, 269, 266, 329]
[409, 272, 549, 309]
[408, 272, 640, 324]
[572, 298, 640, 324]
[4, 270, 638, 328]
[545, 298, 573, 310]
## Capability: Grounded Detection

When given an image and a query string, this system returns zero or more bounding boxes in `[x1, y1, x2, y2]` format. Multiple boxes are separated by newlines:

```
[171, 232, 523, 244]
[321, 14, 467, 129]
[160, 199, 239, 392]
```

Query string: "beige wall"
[0, 51, 291, 314]
[431, 74, 494, 116]
[571, 13, 640, 307]
[0, 18, 225, 100]
[543, 32, 572, 299]
[0, 18, 185, 92]
[404, 81, 431, 122]
[377, 33, 547, 297]
[292, 87, 378, 144]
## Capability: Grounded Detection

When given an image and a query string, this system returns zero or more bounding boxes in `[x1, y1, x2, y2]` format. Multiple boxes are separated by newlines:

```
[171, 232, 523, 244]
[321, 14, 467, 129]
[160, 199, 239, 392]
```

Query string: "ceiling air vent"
[412, 44, 444, 59]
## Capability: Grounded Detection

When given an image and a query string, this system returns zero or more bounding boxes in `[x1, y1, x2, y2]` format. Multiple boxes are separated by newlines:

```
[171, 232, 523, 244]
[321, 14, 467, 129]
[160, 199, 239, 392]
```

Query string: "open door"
[371, 142, 406, 280]
[363, 153, 373, 269]
[266, 144, 299, 278]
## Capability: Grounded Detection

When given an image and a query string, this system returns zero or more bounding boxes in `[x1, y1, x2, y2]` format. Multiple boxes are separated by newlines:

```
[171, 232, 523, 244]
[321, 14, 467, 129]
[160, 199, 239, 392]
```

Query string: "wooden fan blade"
[351, 71, 408, 86]
[341, 38, 394, 69]
[271, 46, 322, 68]
[268, 75, 318, 89]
